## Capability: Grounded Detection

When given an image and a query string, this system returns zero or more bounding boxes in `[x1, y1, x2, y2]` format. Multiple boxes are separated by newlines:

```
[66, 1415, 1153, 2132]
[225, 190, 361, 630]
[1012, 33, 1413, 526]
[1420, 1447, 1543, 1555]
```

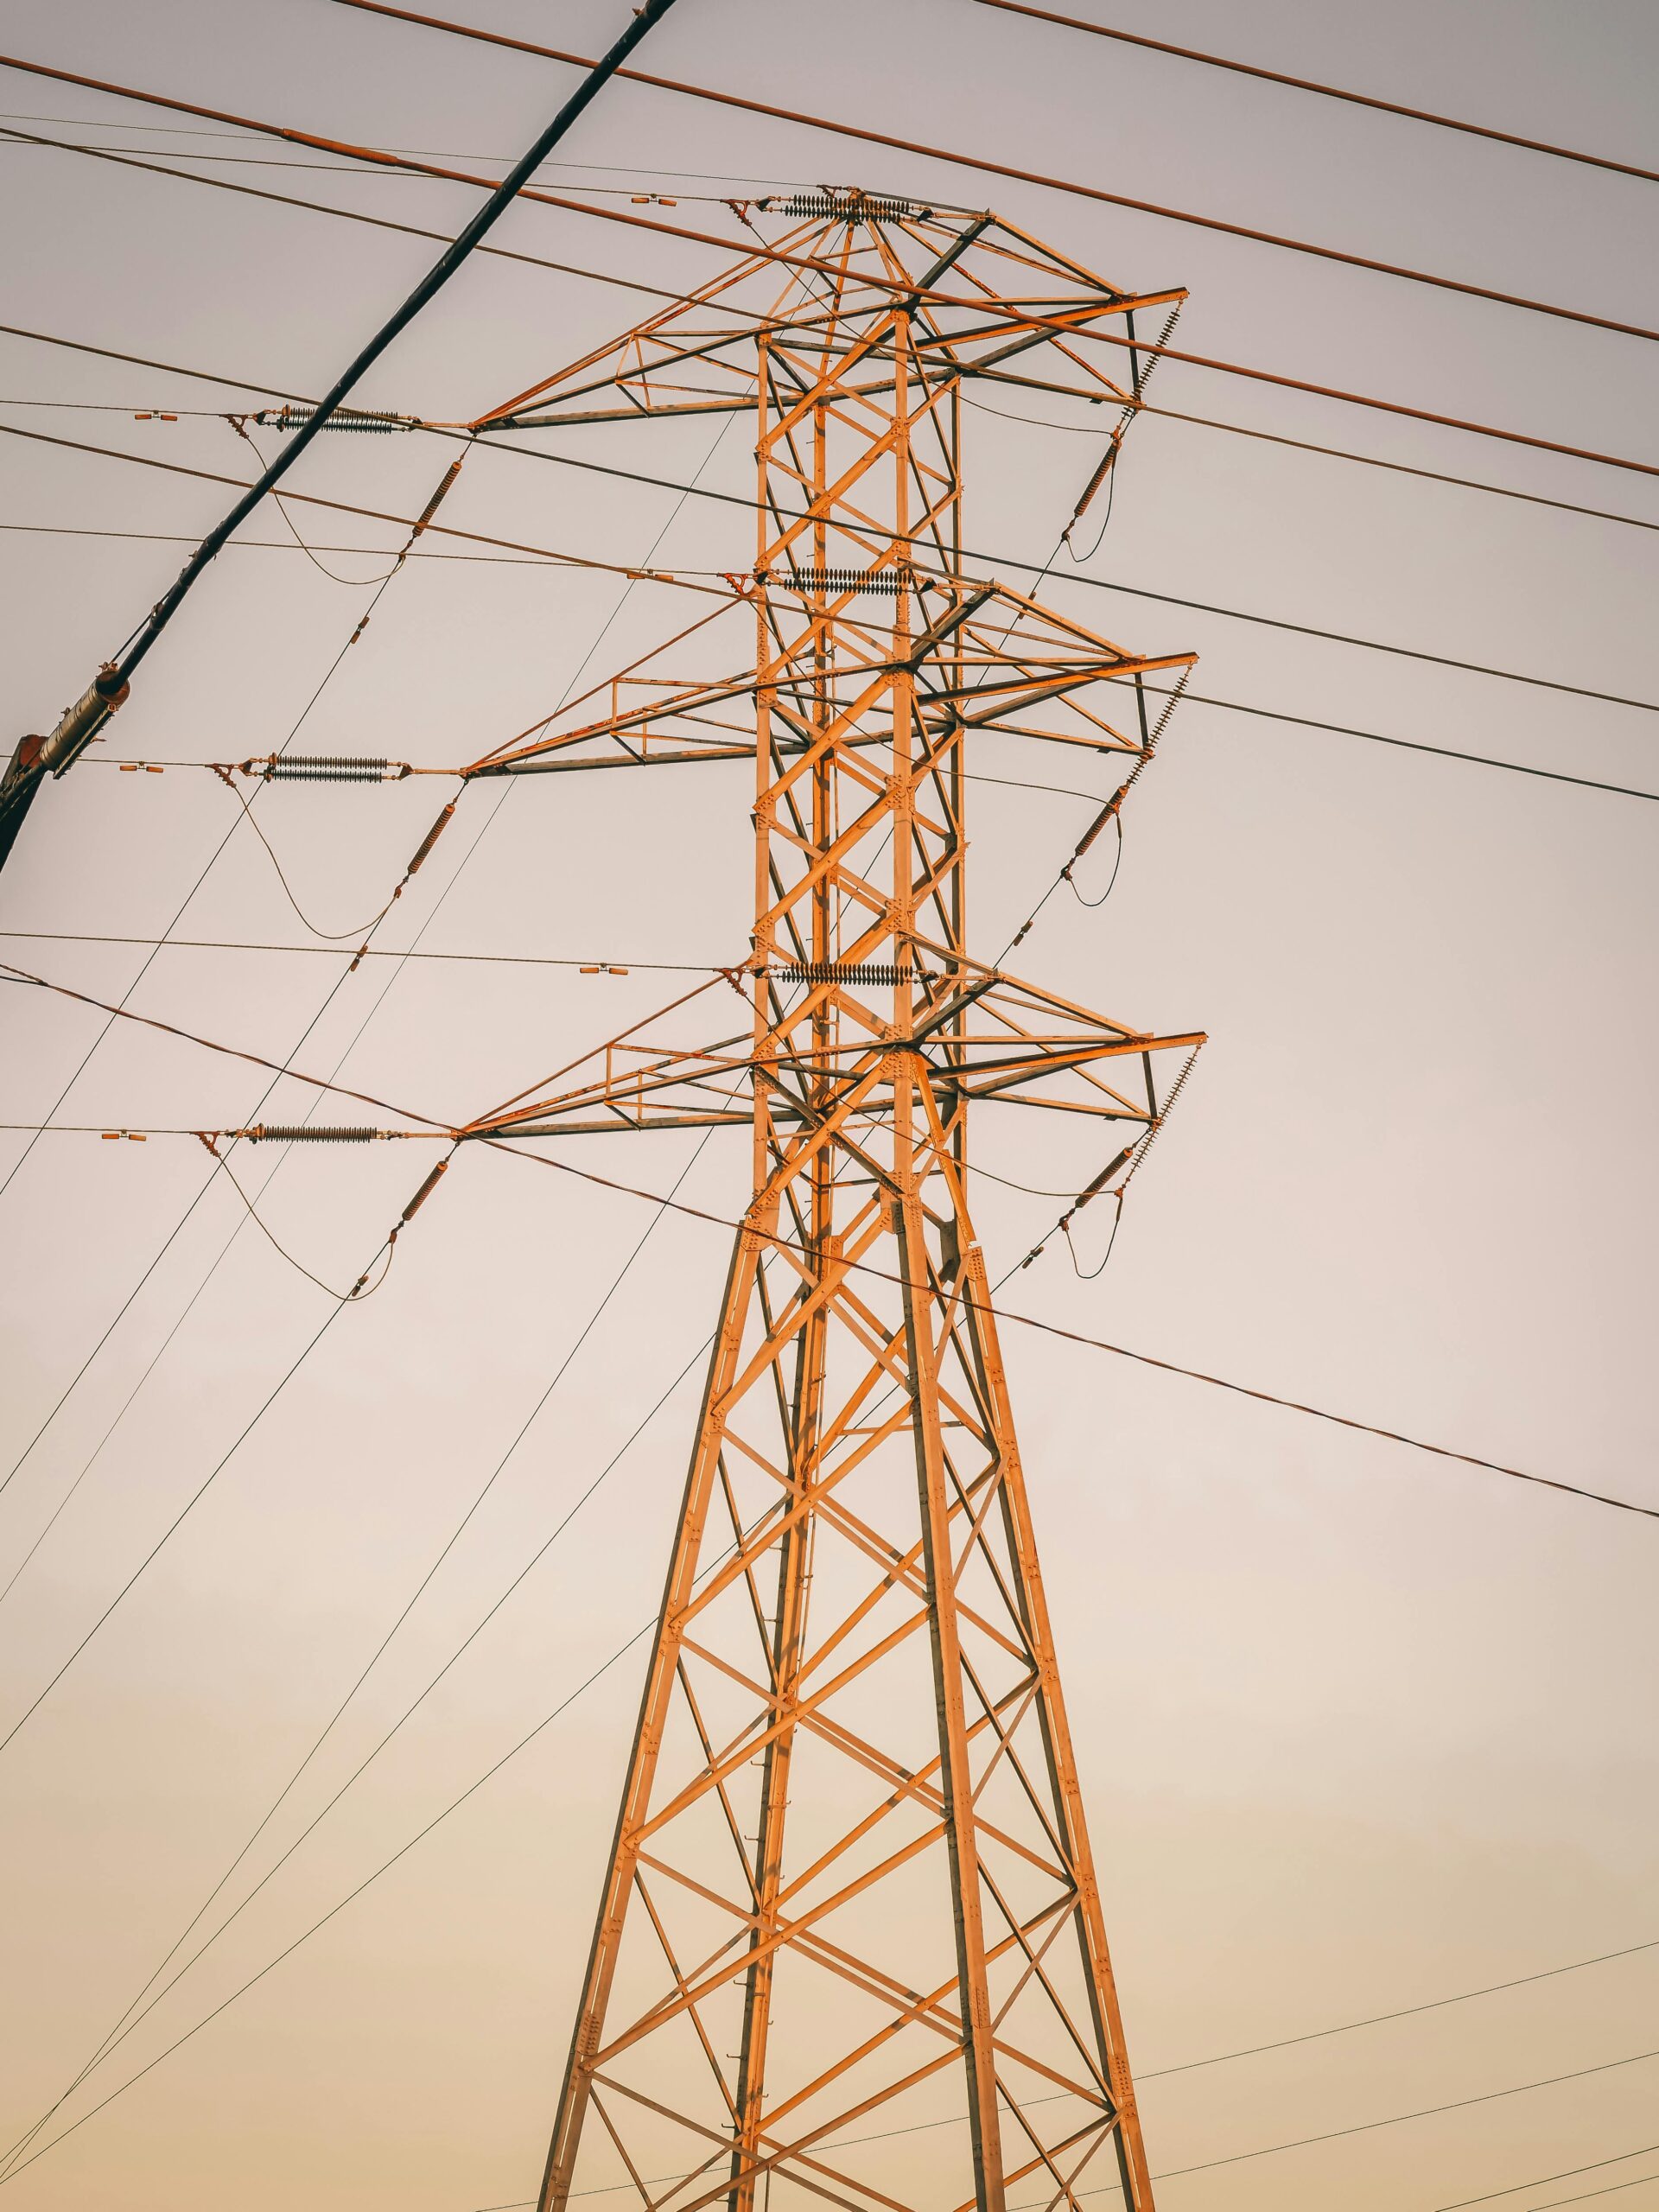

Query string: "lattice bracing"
[480, 199, 1198, 2212]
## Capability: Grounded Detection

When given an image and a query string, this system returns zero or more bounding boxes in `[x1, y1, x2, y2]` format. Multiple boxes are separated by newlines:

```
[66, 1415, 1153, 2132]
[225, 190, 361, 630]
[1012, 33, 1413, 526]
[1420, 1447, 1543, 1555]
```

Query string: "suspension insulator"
[243, 1125, 386, 1143]
[244, 756, 409, 783]
[399, 1157, 449, 1221]
[251, 405, 417, 434]
[404, 802, 456, 878]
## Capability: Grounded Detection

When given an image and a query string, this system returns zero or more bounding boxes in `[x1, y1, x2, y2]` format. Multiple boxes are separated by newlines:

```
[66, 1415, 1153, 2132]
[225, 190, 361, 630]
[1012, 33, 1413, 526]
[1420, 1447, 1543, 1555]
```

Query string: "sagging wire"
[191, 442, 470, 943]
[0, 1128, 732, 2177]
[0, 497, 701, 1867]
[1065, 1190, 1123, 1281]
[207, 766, 401, 939]
[1013, 1039, 1205, 1282]
[1069, 812, 1123, 909]
[998, 329, 1190, 961]
[0, 1131, 461, 1754]
[191, 1133, 383, 1301]
[225, 412, 404, 586]
[206, 764, 461, 946]
[1013, 1146, 1133, 1278]
[969, 1160, 1103, 1199]
[1059, 301, 1184, 563]
[188, 1134, 454, 1303]
[1002, 666, 1192, 957]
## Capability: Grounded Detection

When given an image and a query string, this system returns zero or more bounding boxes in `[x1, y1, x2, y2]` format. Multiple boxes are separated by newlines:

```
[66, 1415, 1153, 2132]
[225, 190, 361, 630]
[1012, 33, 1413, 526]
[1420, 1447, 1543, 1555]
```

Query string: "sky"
[0, 3, 1656, 2210]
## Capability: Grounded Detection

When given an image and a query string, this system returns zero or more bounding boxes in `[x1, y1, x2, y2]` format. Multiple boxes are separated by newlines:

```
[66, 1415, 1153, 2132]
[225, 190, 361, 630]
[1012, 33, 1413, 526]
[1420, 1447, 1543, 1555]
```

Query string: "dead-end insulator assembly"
[757, 565, 912, 597]
[239, 755, 411, 783]
[239, 1125, 394, 1144]
[771, 961, 916, 987]
[251, 404, 419, 434]
[756, 190, 931, 222]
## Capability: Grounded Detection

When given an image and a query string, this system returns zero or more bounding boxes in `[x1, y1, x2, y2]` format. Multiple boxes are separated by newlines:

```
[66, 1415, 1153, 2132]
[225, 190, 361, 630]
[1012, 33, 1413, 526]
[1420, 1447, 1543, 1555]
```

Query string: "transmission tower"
[462, 191, 1201, 2212]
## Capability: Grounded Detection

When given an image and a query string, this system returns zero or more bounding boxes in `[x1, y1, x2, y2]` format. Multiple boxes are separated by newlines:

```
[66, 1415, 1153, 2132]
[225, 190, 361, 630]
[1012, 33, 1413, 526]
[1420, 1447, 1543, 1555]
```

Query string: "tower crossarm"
[473, 201, 1189, 432]
[462, 599, 1192, 780]
[467, 993, 1204, 1144]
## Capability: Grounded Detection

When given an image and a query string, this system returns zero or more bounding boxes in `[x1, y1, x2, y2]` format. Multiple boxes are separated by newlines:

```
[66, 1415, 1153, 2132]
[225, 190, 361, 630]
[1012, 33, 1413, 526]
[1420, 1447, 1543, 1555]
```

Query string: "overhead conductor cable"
[0, 0, 686, 877]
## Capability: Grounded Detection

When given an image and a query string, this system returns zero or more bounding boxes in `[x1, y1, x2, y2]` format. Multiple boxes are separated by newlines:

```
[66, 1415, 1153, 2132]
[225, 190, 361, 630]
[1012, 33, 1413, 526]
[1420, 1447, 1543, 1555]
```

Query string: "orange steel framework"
[463, 192, 1201, 2212]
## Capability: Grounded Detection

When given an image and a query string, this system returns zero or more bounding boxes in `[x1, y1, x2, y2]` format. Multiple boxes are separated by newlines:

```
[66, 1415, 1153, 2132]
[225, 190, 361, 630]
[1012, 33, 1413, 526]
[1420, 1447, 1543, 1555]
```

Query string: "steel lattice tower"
[461, 193, 1201, 2212]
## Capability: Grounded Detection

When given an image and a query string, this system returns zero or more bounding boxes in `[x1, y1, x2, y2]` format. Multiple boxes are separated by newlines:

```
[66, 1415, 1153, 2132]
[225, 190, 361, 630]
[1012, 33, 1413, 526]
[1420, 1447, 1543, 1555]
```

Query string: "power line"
[8, 1515, 1655, 2196]
[0, 1601, 665, 2189]
[7, 385, 747, 1539]
[0, 931, 721, 970]
[1150, 2046, 1659, 2183]
[0, 108, 809, 188]
[315, 0, 1659, 348]
[0, 0, 687, 876]
[0, 355, 742, 1770]
[0, 491, 435, 1211]
[3, 42, 1654, 2167]
[482, 423, 1659, 708]
[1143, 1935, 1659, 2080]
[0, 128, 691, 308]
[463, 438, 1659, 712]
[1159, 687, 1659, 803]
[0, 137, 752, 200]
[466, 2124, 1659, 2211]
[15, 671, 1659, 810]
[0, 1160, 716, 2178]
[11, 128, 1659, 486]
[0, 1000, 392, 1573]
[0, 569, 470, 1699]
[0, 486, 459, 1569]
[453, 1930, 1659, 2202]
[1526, 2176, 1659, 2209]
[0, 397, 234, 415]
[117, 0, 678, 685]
[6, 529, 1656, 797]
[1436, 2147, 1659, 2209]
[0, 417, 726, 589]
[963, 0, 1659, 187]
[0, 960, 452, 1130]
[0, 1342, 768, 2182]
[0, 522, 671, 569]
[10, 373, 1659, 536]
[960, 386, 1659, 536]
[0, 1287, 358, 1757]
[10, 416, 1656, 719]
[0, 316, 300, 396]
[9, 950, 1656, 1526]
[490, 1140, 1659, 1527]
[1123, 404, 1659, 538]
